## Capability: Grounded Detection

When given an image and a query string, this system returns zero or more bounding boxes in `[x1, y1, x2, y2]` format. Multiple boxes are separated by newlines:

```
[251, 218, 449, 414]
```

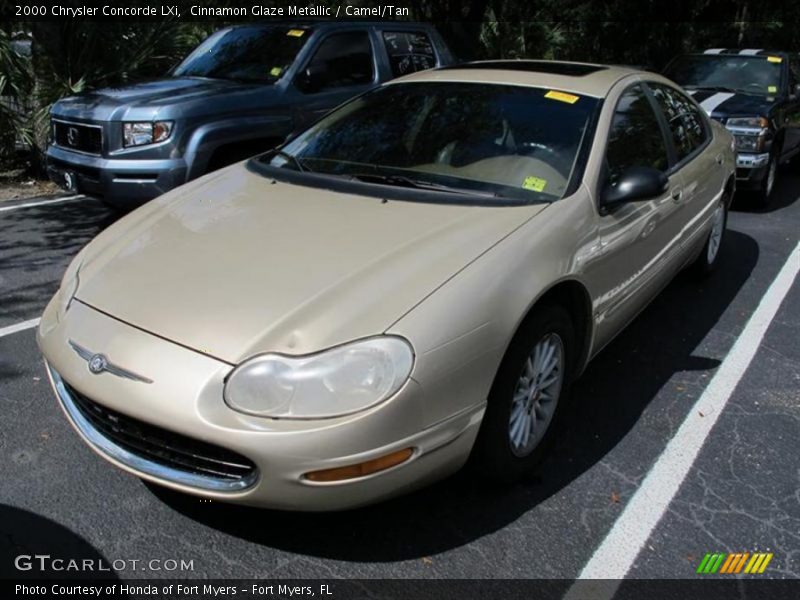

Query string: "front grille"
[53, 120, 103, 155]
[64, 382, 257, 486]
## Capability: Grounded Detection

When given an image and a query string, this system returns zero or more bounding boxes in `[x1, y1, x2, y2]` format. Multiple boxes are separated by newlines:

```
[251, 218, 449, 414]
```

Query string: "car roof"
[695, 49, 789, 58]
[391, 60, 644, 98]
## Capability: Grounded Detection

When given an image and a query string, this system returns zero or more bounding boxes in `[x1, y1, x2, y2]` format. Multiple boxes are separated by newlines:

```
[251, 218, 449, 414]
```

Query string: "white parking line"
[568, 241, 800, 596]
[0, 318, 41, 338]
[0, 195, 86, 212]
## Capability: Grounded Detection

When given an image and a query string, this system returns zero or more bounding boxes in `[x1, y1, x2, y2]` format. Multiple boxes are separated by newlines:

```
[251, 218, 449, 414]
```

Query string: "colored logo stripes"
[697, 552, 773, 574]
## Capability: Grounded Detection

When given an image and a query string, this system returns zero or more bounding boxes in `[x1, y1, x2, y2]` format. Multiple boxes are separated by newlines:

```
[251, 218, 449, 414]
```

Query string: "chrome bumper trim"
[736, 152, 770, 169]
[47, 364, 258, 493]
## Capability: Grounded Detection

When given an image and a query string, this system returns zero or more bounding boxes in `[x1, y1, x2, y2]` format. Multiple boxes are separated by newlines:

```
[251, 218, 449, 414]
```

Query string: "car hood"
[688, 88, 777, 120]
[51, 77, 273, 122]
[74, 164, 545, 364]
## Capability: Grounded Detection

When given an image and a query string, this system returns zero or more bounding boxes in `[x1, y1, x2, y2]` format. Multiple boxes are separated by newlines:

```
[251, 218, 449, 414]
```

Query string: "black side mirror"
[602, 166, 669, 209]
[296, 64, 326, 93]
[790, 82, 800, 100]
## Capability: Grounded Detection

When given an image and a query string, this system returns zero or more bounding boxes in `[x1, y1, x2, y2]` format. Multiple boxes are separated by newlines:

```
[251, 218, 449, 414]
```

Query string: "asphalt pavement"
[0, 173, 798, 582]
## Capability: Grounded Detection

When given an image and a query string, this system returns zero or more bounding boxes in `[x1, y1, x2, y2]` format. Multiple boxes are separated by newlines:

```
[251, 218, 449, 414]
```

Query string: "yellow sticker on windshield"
[270, 67, 283, 77]
[523, 176, 547, 192]
[768, 85, 778, 93]
[544, 90, 579, 104]
[287, 29, 305, 37]
[767, 56, 782, 63]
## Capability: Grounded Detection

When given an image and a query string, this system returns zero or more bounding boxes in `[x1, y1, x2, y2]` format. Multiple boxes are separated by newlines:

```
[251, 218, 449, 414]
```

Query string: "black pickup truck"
[664, 49, 800, 204]
[47, 22, 454, 208]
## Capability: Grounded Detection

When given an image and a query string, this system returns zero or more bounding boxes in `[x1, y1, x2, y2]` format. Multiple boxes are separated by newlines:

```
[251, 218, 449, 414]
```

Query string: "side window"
[788, 56, 800, 95]
[606, 85, 670, 185]
[382, 31, 437, 77]
[305, 32, 374, 91]
[649, 83, 708, 161]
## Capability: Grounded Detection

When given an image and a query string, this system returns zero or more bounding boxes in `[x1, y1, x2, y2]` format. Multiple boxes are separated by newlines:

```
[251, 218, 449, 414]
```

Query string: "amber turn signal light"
[304, 448, 414, 482]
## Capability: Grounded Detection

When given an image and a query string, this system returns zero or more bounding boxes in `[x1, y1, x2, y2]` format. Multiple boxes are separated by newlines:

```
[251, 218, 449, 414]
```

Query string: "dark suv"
[47, 22, 454, 208]
[664, 49, 800, 204]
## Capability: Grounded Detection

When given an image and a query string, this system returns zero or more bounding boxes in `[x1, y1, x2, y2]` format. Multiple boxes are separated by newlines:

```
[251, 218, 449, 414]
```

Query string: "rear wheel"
[472, 305, 575, 483]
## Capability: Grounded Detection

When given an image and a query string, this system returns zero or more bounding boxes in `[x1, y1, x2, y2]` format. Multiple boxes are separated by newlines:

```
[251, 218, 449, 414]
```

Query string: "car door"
[587, 83, 687, 351]
[780, 55, 800, 159]
[647, 82, 726, 254]
[291, 30, 377, 131]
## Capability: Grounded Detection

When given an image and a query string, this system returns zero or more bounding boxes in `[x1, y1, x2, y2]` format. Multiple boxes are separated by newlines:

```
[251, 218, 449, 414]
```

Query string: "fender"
[184, 115, 293, 181]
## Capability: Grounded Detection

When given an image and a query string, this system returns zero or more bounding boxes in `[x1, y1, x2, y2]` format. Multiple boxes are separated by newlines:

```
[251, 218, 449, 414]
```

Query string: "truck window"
[305, 32, 374, 91]
[382, 32, 437, 77]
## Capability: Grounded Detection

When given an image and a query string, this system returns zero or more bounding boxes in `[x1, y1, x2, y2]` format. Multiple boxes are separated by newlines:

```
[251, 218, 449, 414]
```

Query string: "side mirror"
[295, 64, 326, 93]
[602, 166, 669, 209]
[790, 82, 800, 100]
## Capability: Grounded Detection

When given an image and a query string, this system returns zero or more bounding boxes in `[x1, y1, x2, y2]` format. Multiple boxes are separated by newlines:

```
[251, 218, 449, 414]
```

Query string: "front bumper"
[38, 298, 482, 511]
[735, 152, 771, 189]
[47, 144, 188, 207]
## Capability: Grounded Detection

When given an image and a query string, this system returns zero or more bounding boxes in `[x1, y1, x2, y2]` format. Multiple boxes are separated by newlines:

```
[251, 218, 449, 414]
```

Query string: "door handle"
[671, 188, 683, 202]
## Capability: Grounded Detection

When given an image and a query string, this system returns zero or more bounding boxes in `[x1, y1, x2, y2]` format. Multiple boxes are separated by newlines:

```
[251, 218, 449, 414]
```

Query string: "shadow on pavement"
[0, 503, 118, 580]
[151, 229, 760, 562]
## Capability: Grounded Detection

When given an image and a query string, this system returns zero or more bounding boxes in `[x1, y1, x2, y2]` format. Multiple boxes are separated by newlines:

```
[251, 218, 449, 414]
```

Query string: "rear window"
[382, 32, 437, 77]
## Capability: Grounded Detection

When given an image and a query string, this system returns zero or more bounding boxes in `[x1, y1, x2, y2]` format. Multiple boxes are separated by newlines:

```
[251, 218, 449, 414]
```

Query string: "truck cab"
[664, 49, 800, 204]
[46, 22, 454, 209]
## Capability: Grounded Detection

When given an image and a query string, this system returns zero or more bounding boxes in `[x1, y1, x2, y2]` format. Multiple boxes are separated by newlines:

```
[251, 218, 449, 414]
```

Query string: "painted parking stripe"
[566, 241, 800, 597]
[0, 318, 40, 338]
[0, 195, 86, 212]
[698, 92, 735, 115]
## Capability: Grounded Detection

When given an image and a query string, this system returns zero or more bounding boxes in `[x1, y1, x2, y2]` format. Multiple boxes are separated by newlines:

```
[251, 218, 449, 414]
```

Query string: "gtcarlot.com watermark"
[14, 554, 195, 573]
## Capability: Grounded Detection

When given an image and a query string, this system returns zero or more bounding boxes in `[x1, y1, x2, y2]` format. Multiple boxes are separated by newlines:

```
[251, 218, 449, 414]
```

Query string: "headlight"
[726, 117, 769, 153]
[224, 337, 414, 419]
[726, 117, 769, 129]
[122, 121, 173, 147]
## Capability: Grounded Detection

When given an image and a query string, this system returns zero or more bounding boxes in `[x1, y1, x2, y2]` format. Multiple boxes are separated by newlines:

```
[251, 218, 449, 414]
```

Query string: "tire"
[471, 305, 575, 483]
[755, 154, 777, 207]
[691, 194, 728, 278]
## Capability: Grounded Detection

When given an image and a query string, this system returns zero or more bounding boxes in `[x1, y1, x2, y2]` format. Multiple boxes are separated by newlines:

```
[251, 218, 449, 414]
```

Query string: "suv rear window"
[382, 32, 437, 77]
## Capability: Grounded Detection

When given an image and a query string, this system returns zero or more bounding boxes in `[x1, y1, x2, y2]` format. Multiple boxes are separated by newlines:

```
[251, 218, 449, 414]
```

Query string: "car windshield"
[172, 26, 311, 83]
[665, 55, 783, 96]
[262, 82, 599, 203]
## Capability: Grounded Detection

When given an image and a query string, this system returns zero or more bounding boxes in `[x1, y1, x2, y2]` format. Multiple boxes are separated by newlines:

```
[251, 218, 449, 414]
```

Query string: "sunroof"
[441, 61, 608, 76]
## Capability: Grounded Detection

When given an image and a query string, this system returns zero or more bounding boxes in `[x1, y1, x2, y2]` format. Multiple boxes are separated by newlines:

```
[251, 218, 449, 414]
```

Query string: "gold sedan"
[39, 61, 735, 510]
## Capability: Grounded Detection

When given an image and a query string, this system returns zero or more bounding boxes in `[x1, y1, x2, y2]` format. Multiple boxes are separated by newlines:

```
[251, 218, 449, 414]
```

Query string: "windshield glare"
[173, 26, 310, 83]
[269, 82, 598, 202]
[665, 55, 782, 96]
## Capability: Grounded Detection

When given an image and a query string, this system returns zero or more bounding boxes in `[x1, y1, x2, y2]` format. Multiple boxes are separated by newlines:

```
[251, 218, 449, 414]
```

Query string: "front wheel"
[755, 155, 777, 207]
[471, 305, 575, 483]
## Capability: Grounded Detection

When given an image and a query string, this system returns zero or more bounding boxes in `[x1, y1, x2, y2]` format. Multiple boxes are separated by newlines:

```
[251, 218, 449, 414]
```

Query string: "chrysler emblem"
[88, 354, 108, 374]
[67, 127, 79, 146]
[69, 340, 153, 384]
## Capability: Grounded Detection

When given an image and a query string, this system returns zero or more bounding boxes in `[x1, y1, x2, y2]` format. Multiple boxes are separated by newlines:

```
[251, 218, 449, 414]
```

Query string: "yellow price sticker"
[523, 176, 547, 192]
[544, 90, 580, 104]
[287, 29, 305, 37]
[768, 85, 778, 93]
[767, 56, 782, 63]
[270, 67, 283, 77]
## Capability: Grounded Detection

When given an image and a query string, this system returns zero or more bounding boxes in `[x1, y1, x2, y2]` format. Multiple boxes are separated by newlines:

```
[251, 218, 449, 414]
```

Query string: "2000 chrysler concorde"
[39, 61, 736, 510]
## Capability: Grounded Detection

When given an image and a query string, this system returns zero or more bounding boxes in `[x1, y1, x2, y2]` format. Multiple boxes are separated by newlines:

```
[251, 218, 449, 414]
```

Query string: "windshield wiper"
[272, 150, 310, 172]
[349, 173, 498, 197]
[686, 85, 738, 94]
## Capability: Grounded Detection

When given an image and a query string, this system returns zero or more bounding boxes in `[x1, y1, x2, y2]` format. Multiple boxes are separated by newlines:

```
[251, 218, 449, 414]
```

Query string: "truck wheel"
[755, 154, 777, 207]
[471, 305, 575, 483]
